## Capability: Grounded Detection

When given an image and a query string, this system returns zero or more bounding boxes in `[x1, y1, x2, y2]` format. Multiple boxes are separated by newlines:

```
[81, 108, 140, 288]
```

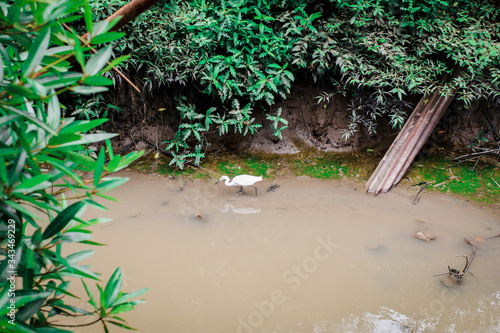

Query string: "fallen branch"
[447, 146, 500, 169]
[433, 238, 476, 284]
[411, 181, 428, 205]
[177, 179, 193, 191]
[267, 180, 280, 192]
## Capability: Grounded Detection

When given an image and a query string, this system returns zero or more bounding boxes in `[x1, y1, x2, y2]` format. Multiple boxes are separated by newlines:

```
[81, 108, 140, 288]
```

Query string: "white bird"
[215, 175, 263, 196]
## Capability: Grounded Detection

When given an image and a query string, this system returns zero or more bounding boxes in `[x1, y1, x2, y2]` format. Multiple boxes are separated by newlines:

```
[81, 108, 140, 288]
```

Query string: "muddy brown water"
[67, 172, 500, 333]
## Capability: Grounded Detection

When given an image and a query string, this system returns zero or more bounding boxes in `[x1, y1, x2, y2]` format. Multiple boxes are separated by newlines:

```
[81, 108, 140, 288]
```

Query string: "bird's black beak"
[215, 180, 220, 185]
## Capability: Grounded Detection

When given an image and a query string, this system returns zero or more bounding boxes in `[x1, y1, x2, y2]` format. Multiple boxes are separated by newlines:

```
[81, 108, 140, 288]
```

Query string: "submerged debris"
[411, 181, 428, 205]
[433, 238, 476, 284]
[414, 230, 437, 242]
[414, 218, 436, 241]
[177, 179, 193, 191]
[267, 180, 280, 192]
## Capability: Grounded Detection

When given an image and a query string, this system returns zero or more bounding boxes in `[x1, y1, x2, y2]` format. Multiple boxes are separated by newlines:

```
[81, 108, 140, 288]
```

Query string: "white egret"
[215, 175, 263, 196]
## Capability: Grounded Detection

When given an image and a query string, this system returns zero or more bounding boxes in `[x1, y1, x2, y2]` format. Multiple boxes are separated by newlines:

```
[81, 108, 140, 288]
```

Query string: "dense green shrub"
[0, 0, 146, 331]
[87, 0, 500, 163]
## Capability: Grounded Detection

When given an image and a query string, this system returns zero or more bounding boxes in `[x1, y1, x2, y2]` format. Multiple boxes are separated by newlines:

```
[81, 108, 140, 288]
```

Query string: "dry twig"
[433, 238, 476, 284]
[267, 180, 280, 192]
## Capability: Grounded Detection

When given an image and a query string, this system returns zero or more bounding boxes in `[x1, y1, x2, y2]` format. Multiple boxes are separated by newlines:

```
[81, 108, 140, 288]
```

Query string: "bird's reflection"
[219, 203, 261, 215]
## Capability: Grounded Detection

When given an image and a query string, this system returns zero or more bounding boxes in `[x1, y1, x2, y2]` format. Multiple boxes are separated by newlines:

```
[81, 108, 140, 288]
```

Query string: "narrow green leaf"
[24, 28, 51, 77]
[5, 200, 41, 221]
[60, 231, 93, 244]
[102, 268, 122, 308]
[90, 32, 125, 45]
[58, 151, 96, 170]
[12, 174, 52, 193]
[114, 288, 149, 306]
[16, 298, 45, 321]
[60, 264, 99, 280]
[83, 76, 114, 86]
[72, 85, 109, 94]
[65, 250, 95, 264]
[14, 290, 52, 308]
[72, 31, 85, 70]
[108, 303, 135, 315]
[59, 118, 107, 134]
[84, 45, 113, 76]
[83, 0, 93, 34]
[106, 154, 121, 172]
[52, 302, 93, 316]
[105, 139, 114, 159]
[47, 94, 61, 129]
[54, 133, 118, 148]
[0, 245, 22, 280]
[0, 115, 20, 127]
[8, 150, 26, 187]
[36, 72, 83, 90]
[106, 320, 134, 330]
[6, 84, 33, 98]
[5, 105, 57, 135]
[82, 280, 98, 311]
[94, 147, 105, 187]
[96, 177, 128, 192]
[42, 201, 85, 240]
[100, 54, 130, 73]
[36, 155, 84, 185]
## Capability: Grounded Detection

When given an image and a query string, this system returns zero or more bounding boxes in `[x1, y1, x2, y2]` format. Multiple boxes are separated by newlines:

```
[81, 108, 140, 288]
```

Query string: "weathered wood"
[81, 0, 161, 39]
[366, 70, 461, 194]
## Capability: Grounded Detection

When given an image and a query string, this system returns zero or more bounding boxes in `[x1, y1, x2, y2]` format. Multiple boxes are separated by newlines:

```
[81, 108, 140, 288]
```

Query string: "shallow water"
[69, 172, 500, 332]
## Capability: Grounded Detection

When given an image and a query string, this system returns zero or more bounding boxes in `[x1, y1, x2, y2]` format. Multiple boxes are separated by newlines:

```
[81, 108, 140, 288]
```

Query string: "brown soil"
[101, 83, 499, 156]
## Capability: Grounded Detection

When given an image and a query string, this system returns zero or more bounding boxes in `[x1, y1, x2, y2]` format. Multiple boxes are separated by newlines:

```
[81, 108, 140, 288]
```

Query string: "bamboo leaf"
[5, 105, 57, 135]
[82, 280, 98, 311]
[72, 31, 85, 70]
[90, 32, 126, 45]
[8, 150, 26, 187]
[23, 28, 51, 77]
[83, 76, 114, 86]
[42, 201, 85, 240]
[65, 250, 95, 264]
[102, 268, 122, 309]
[114, 288, 149, 306]
[47, 94, 61, 129]
[72, 85, 109, 94]
[83, 0, 93, 34]
[84, 45, 113, 76]
[94, 147, 105, 187]
[12, 174, 52, 193]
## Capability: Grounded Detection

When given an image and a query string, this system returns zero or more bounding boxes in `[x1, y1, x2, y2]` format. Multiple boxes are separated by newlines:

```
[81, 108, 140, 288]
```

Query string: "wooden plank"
[366, 70, 461, 194]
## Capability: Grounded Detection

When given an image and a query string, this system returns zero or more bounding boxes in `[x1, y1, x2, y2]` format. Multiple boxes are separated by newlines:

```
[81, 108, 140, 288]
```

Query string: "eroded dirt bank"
[100, 83, 499, 156]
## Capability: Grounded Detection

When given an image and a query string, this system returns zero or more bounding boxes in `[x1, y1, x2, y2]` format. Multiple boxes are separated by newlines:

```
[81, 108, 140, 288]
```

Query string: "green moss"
[130, 150, 500, 203]
[243, 156, 270, 176]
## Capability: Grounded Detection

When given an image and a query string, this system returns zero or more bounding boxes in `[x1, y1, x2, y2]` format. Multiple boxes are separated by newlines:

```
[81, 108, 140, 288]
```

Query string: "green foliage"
[163, 97, 263, 168]
[72, 94, 120, 120]
[0, 0, 146, 331]
[266, 108, 288, 140]
[86, 0, 500, 162]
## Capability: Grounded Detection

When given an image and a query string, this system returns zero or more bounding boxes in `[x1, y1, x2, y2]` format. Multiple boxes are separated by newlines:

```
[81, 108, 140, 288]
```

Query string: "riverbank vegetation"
[0, 0, 499, 330]
[0, 0, 147, 331]
[80, 0, 500, 166]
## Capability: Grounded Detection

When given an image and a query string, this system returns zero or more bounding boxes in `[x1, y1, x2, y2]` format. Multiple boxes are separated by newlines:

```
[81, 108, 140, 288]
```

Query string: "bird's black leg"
[238, 186, 246, 195]
[250, 185, 258, 196]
